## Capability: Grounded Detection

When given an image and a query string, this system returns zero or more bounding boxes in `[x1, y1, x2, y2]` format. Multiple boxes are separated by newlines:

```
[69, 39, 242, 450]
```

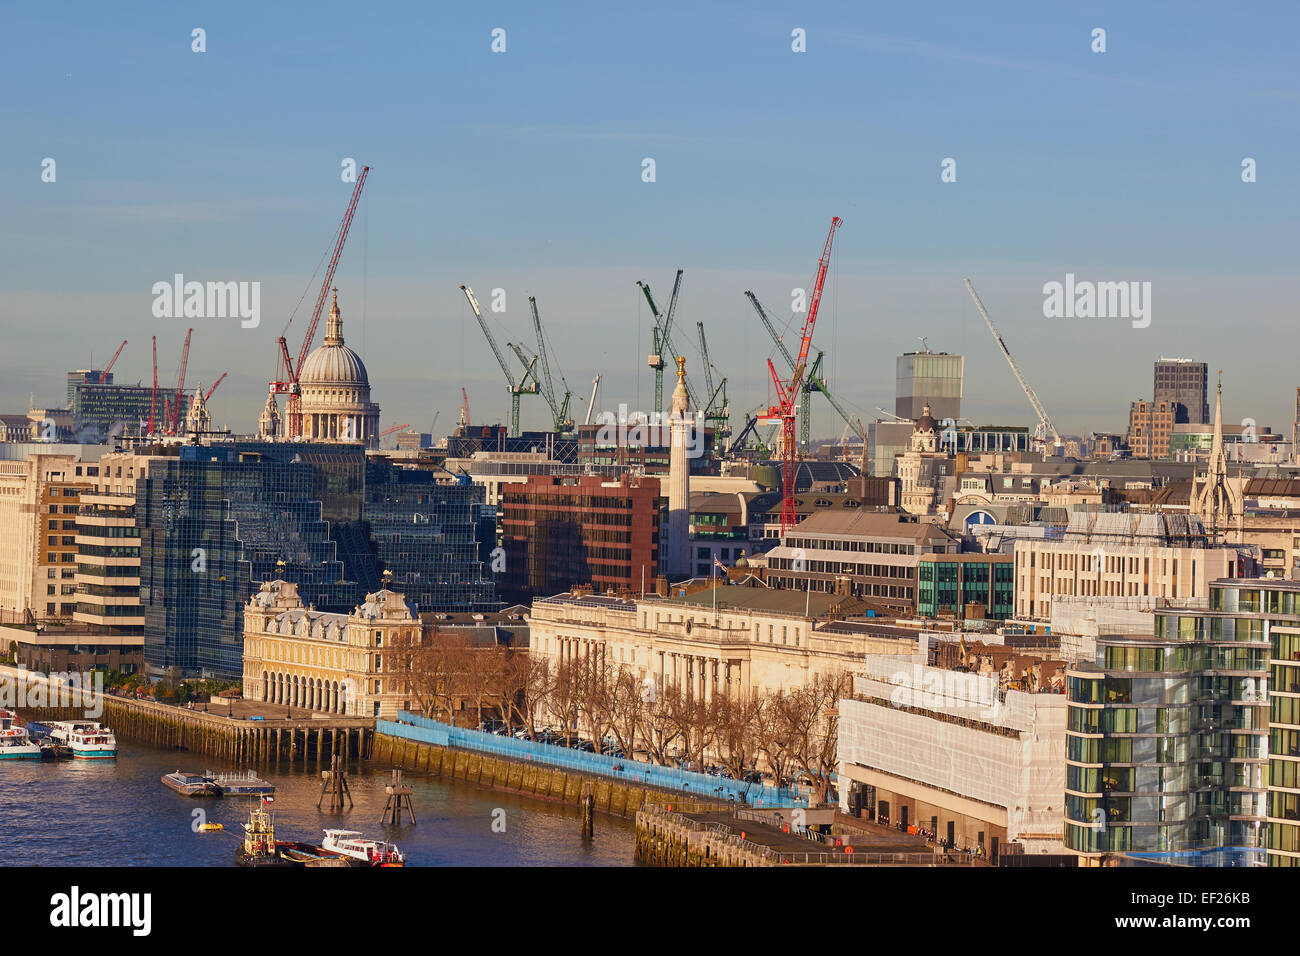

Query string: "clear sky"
[3, 1, 1298, 440]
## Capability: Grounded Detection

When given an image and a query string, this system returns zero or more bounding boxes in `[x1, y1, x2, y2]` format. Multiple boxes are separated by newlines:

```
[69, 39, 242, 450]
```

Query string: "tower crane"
[460, 284, 538, 437]
[528, 296, 573, 433]
[149, 336, 158, 435]
[270, 165, 369, 439]
[585, 375, 601, 427]
[746, 290, 864, 452]
[97, 341, 127, 384]
[203, 373, 228, 402]
[638, 271, 699, 415]
[168, 328, 193, 435]
[760, 217, 841, 534]
[963, 278, 1061, 450]
[695, 321, 730, 439]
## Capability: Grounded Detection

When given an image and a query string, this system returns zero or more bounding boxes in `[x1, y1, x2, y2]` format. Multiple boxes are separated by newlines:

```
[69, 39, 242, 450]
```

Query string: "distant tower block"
[381, 768, 416, 825]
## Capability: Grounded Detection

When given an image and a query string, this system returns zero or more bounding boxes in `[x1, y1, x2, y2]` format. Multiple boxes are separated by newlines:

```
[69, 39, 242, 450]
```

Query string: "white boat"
[320, 829, 405, 867]
[0, 710, 41, 760]
[46, 720, 117, 759]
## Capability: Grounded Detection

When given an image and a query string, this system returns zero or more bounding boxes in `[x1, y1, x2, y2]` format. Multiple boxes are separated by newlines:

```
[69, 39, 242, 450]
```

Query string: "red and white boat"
[321, 829, 406, 867]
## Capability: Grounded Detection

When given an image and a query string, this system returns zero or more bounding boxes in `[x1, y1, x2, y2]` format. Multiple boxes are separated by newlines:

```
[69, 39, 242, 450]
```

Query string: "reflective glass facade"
[361, 459, 499, 613]
[1064, 614, 1269, 862]
[138, 446, 363, 678]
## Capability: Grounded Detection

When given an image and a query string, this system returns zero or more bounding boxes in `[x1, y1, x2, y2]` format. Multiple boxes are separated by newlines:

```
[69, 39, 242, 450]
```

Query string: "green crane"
[695, 320, 730, 439]
[744, 289, 864, 453]
[460, 284, 538, 437]
[528, 296, 573, 433]
[638, 270, 699, 414]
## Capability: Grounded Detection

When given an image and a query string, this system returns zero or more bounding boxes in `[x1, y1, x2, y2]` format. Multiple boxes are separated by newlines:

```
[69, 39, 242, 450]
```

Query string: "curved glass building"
[1064, 590, 1270, 863]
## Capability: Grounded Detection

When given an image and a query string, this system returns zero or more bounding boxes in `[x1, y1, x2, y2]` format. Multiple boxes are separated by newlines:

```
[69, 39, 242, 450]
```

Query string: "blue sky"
[3, 1, 1298, 439]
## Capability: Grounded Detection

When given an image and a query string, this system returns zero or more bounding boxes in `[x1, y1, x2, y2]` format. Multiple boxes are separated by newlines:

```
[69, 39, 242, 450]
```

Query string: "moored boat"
[234, 803, 350, 868]
[321, 829, 406, 867]
[206, 769, 275, 796]
[44, 720, 116, 759]
[0, 710, 42, 760]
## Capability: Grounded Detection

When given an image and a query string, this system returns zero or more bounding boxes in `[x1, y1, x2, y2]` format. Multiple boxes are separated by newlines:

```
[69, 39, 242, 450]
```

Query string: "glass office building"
[896, 351, 963, 422]
[1064, 581, 1275, 864]
[916, 555, 1015, 620]
[362, 459, 500, 613]
[137, 445, 363, 678]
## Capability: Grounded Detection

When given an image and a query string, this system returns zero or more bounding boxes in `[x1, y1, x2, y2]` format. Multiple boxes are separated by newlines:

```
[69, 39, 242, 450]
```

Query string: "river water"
[0, 740, 638, 867]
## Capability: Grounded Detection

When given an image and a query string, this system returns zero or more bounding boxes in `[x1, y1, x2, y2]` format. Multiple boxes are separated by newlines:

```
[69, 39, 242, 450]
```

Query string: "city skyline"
[4, 2, 1298, 439]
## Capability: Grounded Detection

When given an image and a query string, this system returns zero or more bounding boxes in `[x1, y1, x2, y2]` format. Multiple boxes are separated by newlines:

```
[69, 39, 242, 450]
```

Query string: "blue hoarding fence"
[378, 711, 808, 808]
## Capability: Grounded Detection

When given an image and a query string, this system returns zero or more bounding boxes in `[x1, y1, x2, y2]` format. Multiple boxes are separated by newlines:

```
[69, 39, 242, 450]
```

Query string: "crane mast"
[963, 278, 1061, 449]
[271, 165, 370, 438]
[461, 284, 538, 437]
[763, 217, 842, 534]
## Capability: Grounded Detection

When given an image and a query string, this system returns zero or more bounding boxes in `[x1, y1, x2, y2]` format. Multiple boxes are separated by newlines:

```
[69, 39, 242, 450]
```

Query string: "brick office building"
[499, 474, 664, 601]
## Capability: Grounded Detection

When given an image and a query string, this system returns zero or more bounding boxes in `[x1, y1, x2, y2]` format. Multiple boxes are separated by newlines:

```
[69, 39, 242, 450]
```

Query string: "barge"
[162, 770, 221, 797]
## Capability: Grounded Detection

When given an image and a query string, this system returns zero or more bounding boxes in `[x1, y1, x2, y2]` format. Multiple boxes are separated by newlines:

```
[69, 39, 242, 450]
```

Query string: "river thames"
[0, 741, 638, 866]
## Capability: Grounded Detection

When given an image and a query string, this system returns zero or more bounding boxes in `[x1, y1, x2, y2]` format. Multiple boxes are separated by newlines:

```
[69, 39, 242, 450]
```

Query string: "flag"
[713, 555, 727, 575]
[262, 796, 274, 804]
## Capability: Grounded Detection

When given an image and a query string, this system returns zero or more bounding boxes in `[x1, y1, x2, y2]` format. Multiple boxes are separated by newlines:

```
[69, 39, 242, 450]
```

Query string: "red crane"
[97, 340, 127, 384]
[204, 373, 228, 402]
[271, 165, 371, 438]
[460, 387, 471, 427]
[761, 216, 842, 534]
[379, 423, 411, 439]
[169, 328, 193, 434]
[149, 336, 158, 434]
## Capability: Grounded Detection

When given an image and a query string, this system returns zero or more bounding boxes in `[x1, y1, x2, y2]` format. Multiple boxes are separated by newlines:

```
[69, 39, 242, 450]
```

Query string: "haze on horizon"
[3, 1, 1297, 441]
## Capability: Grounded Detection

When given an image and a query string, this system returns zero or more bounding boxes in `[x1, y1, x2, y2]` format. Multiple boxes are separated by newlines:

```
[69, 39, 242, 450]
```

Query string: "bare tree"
[753, 691, 794, 789]
[779, 671, 852, 804]
[714, 691, 763, 782]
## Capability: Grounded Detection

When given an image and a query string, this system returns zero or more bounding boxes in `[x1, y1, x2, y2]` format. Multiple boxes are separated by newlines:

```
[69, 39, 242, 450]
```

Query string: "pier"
[6, 666, 372, 765]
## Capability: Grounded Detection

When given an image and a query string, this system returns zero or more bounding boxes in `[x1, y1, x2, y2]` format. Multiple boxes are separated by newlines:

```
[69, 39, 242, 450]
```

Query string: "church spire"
[324, 287, 345, 346]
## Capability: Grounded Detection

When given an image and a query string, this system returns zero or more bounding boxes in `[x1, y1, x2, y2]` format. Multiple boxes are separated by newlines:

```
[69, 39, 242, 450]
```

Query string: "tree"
[778, 671, 852, 804]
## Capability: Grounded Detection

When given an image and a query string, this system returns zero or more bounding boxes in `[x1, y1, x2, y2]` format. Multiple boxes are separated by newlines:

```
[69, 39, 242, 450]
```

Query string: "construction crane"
[379, 423, 411, 439]
[168, 328, 193, 435]
[460, 284, 538, 437]
[638, 271, 700, 415]
[760, 216, 841, 534]
[746, 290, 863, 452]
[585, 375, 601, 427]
[695, 321, 730, 439]
[96, 341, 127, 384]
[460, 387, 471, 429]
[270, 165, 370, 438]
[528, 296, 573, 433]
[203, 373, 228, 402]
[149, 336, 158, 435]
[963, 278, 1061, 450]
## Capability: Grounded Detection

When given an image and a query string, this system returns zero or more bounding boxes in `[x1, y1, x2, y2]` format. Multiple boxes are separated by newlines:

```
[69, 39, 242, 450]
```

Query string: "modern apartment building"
[1064, 614, 1269, 864]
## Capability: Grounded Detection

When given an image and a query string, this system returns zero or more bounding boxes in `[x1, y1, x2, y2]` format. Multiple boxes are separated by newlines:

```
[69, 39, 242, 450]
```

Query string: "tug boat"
[0, 710, 42, 760]
[162, 770, 221, 797]
[321, 829, 406, 867]
[44, 720, 117, 759]
[234, 804, 348, 868]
